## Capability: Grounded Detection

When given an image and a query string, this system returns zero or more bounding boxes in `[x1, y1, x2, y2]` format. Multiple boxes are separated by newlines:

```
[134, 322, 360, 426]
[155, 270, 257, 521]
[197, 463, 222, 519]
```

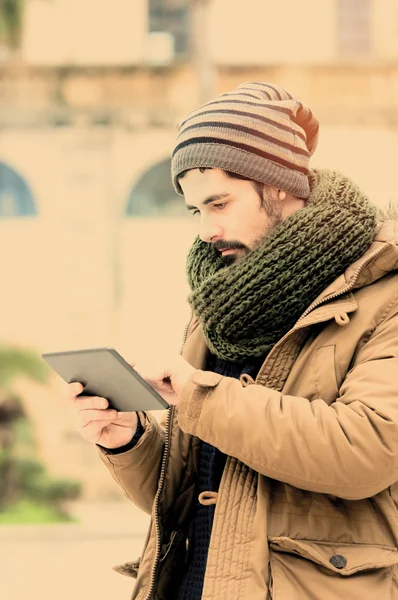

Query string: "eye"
[213, 202, 227, 210]
[191, 209, 200, 217]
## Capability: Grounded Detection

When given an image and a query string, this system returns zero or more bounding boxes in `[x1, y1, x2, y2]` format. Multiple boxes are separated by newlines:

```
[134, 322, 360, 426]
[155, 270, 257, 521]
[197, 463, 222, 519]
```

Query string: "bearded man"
[68, 82, 398, 600]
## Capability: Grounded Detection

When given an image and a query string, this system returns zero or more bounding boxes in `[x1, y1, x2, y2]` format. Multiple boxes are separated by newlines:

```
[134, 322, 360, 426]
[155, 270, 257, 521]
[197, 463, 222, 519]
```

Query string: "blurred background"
[0, 0, 398, 598]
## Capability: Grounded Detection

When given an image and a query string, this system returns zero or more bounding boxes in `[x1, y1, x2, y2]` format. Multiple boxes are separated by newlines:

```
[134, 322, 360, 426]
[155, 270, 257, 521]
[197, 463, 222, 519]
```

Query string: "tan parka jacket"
[99, 220, 398, 600]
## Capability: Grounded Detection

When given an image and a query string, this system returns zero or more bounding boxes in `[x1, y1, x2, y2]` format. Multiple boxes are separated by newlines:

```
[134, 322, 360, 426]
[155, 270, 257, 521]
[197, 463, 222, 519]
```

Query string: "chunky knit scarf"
[186, 169, 377, 361]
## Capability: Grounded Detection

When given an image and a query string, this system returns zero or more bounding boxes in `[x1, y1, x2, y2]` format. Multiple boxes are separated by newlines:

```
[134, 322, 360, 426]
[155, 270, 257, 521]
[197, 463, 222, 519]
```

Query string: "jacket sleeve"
[97, 410, 166, 514]
[177, 298, 398, 501]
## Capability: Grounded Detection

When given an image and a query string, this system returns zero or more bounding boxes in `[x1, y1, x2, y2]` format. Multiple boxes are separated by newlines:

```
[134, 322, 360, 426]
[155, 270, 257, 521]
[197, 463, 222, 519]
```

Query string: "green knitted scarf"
[186, 169, 377, 361]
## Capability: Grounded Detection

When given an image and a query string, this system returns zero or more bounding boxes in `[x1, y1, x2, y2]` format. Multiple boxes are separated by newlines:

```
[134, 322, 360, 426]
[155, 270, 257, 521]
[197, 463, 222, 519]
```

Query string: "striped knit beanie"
[171, 82, 319, 199]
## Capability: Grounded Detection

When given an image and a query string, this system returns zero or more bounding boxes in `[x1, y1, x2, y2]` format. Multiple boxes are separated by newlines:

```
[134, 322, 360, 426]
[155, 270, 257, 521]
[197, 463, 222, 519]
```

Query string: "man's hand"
[132, 355, 196, 406]
[66, 382, 139, 449]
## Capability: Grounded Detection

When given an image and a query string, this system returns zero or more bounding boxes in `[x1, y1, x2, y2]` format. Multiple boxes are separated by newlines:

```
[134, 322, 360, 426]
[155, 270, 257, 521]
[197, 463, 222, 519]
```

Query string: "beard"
[250, 207, 283, 255]
[220, 193, 284, 265]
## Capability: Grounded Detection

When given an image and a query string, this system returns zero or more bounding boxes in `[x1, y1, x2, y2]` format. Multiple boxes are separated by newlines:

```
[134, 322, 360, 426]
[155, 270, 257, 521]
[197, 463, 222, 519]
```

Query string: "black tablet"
[42, 347, 169, 412]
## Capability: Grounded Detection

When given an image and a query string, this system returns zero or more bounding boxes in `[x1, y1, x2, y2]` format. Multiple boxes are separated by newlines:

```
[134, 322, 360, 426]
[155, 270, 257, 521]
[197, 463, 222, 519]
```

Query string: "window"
[0, 162, 37, 218]
[126, 158, 187, 217]
[337, 0, 372, 57]
[148, 0, 190, 58]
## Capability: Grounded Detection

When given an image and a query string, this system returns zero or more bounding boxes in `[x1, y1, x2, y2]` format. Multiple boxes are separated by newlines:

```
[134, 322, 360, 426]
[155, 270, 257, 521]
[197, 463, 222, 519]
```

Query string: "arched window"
[126, 158, 187, 217]
[0, 162, 37, 218]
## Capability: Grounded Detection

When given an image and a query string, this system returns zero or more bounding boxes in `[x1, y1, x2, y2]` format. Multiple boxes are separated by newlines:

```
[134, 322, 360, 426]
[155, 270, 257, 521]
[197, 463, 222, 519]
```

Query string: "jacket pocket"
[269, 536, 398, 600]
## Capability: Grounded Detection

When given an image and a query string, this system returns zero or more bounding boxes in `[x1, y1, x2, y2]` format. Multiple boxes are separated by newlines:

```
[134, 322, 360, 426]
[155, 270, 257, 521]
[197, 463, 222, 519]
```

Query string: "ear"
[268, 187, 287, 201]
[267, 186, 280, 201]
[278, 190, 287, 201]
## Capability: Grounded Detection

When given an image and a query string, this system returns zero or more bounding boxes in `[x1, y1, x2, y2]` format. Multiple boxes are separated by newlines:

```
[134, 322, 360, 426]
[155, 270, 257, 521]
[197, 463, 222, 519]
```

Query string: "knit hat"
[171, 82, 319, 199]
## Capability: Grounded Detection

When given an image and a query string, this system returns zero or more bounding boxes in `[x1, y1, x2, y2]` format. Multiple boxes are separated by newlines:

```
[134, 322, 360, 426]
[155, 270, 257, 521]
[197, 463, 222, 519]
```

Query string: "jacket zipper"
[143, 309, 193, 600]
[256, 243, 389, 381]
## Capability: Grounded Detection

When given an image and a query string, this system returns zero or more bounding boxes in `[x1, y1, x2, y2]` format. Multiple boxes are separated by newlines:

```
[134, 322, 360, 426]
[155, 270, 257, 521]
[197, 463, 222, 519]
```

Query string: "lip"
[221, 248, 235, 255]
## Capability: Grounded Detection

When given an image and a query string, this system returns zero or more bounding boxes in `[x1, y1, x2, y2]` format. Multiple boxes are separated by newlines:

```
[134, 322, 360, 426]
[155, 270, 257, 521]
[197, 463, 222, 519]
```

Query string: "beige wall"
[22, 0, 398, 67]
[210, 0, 398, 64]
[209, 0, 336, 65]
[23, 0, 148, 65]
[373, 0, 398, 60]
[0, 127, 195, 356]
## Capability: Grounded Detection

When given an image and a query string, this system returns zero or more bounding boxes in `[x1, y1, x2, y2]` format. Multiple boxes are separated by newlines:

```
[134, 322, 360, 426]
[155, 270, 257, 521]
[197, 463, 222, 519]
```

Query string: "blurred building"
[0, 0, 395, 125]
[1, 0, 398, 498]
[20, 0, 398, 66]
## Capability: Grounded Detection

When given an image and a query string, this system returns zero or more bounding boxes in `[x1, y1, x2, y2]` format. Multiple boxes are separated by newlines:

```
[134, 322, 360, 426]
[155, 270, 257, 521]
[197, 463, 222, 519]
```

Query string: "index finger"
[69, 382, 84, 396]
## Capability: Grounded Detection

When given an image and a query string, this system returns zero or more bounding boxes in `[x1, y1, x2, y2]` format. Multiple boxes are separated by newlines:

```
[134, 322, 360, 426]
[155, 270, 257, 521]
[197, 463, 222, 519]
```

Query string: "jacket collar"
[309, 219, 398, 309]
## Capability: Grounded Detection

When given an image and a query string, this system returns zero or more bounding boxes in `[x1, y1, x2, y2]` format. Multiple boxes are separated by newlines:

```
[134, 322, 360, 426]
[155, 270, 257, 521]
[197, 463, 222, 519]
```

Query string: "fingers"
[64, 382, 139, 447]
[148, 377, 173, 394]
[73, 395, 109, 411]
[66, 382, 110, 411]
[134, 361, 170, 386]
[68, 382, 84, 398]
[82, 420, 116, 442]
[78, 408, 118, 429]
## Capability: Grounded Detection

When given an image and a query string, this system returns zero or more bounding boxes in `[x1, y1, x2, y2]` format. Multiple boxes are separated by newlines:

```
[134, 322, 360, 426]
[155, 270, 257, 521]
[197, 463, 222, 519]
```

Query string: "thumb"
[116, 411, 139, 426]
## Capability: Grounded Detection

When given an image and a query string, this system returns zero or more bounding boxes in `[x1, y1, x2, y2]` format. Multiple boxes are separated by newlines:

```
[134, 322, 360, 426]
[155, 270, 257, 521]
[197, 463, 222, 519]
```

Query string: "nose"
[199, 216, 223, 244]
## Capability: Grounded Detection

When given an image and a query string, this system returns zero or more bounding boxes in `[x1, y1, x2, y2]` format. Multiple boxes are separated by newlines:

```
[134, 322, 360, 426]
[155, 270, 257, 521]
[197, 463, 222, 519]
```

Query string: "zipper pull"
[240, 373, 254, 387]
[184, 536, 190, 566]
[335, 312, 350, 326]
[159, 530, 182, 563]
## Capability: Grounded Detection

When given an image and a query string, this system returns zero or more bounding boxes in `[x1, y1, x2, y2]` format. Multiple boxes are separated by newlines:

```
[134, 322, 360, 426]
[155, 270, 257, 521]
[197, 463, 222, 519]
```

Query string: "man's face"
[180, 168, 283, 265]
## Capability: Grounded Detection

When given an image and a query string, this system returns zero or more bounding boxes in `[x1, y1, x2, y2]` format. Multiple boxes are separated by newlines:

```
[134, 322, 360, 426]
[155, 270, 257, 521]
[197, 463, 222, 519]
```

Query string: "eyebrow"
[186, 192, 230, 212]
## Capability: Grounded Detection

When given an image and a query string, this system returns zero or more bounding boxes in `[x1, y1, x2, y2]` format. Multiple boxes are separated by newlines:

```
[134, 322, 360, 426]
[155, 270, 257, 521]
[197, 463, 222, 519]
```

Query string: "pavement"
[0, 501, 151, 600]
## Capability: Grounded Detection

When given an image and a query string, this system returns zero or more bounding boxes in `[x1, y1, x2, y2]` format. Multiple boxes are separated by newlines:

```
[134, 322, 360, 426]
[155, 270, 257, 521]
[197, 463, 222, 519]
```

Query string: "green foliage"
[0, 344, 49, 388]
[15, 457, 82, 504]
[0, 500, 77, 524]
[12, 416, 36, 448]
[0, 0, 23, 48]
[0, 343, 82, 524]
